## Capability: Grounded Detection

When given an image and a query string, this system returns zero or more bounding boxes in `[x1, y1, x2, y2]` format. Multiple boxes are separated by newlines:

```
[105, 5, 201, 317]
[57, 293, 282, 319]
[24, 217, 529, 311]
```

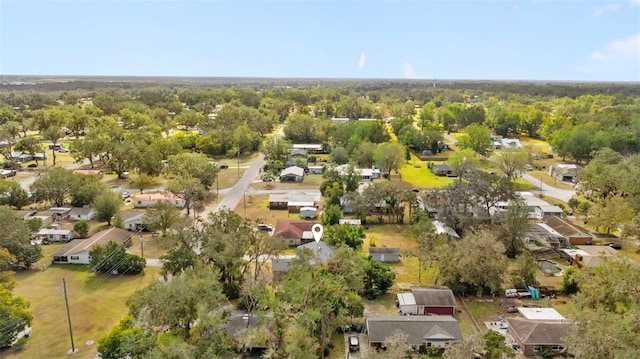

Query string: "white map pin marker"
[311, 223, 324, 243]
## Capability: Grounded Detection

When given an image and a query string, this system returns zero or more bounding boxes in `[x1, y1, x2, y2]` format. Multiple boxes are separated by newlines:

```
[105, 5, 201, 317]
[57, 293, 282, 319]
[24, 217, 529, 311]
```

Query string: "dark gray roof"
[410, 286, 456, 307]
[69, 207, 93, 216]
[297, 241, 335, 264]
[366, 316, 462, 345]
[507, 318, 572, 345]
[271, 258, 292, 272]
[369, 247, 400, 255]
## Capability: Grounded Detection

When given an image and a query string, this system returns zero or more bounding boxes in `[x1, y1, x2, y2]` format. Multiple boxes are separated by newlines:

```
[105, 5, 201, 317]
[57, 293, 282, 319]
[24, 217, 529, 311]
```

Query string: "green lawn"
[400, 161, 456, 189]
[6, 265, 161, 359]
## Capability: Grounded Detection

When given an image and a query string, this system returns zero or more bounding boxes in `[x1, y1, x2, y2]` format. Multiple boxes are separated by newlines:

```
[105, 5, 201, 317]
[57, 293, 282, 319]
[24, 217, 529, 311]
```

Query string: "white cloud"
[590, 33, 640, 61]
[358, 52, 366, 69]
[592, 3, 620, 16]
[401, 62, 416, 79]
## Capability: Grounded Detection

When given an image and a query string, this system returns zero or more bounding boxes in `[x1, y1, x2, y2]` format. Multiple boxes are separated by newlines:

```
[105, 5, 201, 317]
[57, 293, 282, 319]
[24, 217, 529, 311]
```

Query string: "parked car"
[257, 224, 273, 231]
[524, 164, 534, 171]
[120, 191, 131, 200]
[27, 163, 38, 168]
[58, 147, 69, 153]
[0, 169, 16, 178]
[348, 335, 360, 352]
[354, 324, 363, 333]
[608, 242, 622, 250]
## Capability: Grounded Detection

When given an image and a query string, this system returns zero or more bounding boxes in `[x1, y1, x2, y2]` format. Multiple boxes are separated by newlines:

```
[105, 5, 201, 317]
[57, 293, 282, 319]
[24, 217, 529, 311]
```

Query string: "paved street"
[442, 133, 576, 201]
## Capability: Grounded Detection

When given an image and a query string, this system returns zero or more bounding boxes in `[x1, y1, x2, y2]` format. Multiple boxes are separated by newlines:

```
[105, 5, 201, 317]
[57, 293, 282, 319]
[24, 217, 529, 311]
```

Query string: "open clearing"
[6, 265, 160, 359]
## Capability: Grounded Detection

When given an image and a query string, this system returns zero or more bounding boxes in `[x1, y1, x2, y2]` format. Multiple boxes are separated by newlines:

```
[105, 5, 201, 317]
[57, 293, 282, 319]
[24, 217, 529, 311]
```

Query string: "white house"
[51, 227, 133, 264]
[330, 117, 350, 124]
[11, 151, 33, 163]
[493, 192, 563, 219]
[133, 192, 186, 208]
[37, 229, 74, 243]
[307, 165, 324, 174]
[120, 211, 146, 231]
[68, 207, 96, 221]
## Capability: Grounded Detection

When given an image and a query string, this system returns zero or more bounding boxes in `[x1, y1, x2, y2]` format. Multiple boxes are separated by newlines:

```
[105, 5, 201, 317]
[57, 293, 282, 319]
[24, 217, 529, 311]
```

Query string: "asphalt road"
[210, 153, 266, 214]
[442, 133, 576, 201]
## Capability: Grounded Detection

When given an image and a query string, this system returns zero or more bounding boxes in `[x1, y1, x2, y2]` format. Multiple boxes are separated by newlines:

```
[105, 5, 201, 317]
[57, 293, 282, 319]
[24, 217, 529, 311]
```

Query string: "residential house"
[307, 165, 324, 175]
[289, 149, 307, 157]
[493, 192, 563, 220]
[48, 207, 72, 221]
[20, 210, 54, 227]
[330, 117, 350, 124]
[560, 245, 620, 268]
[72, 169, 104, 179]
[68, 207, 96, 221]
[299, 207, 317, 218]
[36, 229, 74, 243]
[133, 192, 186, 208]
[366, 316, 462, 351]
[33, 153, 47, 161]
[397, 286, 457, 316]
[506, 318, 571, 356]
[544, 216, 593, 245]
[547, 164, 579, 183]
[10, 151, 32, 163]
[272, 219, 318, 246]
[430, 164, 455, 177]
[222, 309, 271, 352]
[330, 164, 381, 182]
[279, 166, 304, 182]
[120, 211, 146, 231]
[271, 258, 293, 282]
[271, 240, 335, 281]
[268, 192, 318, 210]
[338, 219, 361, 226]
[51, 227, 133, 264]
[291, 144, 323, 153]
[369, 247, 400, 263]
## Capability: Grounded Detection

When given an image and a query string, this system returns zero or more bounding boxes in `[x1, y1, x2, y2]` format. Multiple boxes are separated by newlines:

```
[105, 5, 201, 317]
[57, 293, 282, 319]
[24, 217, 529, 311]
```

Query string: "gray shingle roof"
[410, 286, 457, 307]
[507, 318, 571, 345]
[366, 316, 461, 345]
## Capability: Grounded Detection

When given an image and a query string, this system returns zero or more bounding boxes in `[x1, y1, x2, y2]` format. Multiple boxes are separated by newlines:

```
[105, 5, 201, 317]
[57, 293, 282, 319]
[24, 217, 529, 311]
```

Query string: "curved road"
[442, 133, 576, 202]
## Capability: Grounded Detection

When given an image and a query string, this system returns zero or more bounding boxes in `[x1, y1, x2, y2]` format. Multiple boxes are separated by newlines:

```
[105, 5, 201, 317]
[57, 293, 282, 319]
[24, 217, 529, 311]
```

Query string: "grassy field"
[6, 266, 161, 359]
[400, 161, 456, 189]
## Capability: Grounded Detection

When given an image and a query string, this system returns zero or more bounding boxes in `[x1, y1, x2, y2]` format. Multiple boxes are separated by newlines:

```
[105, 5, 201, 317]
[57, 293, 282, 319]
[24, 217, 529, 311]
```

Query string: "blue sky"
[1, 1, 639, 81]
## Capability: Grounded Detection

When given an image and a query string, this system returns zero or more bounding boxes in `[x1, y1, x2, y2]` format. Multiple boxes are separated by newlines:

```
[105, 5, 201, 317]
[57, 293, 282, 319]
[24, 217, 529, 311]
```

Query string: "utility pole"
[139, 231, 144, 259]
[62, 278, 77, 354]
[140, 231, 145, 275]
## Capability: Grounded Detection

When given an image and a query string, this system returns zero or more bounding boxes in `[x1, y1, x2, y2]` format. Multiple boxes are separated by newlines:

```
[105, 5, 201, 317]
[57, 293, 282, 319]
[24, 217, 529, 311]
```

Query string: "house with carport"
[397, 286, 457, 316]
[365, 316, 462, 351]
[51, 227, 133, 264]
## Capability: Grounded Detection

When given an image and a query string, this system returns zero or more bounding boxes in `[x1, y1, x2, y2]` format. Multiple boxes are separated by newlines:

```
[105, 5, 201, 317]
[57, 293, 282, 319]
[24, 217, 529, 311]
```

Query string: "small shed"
[369, 247, 400, 263]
